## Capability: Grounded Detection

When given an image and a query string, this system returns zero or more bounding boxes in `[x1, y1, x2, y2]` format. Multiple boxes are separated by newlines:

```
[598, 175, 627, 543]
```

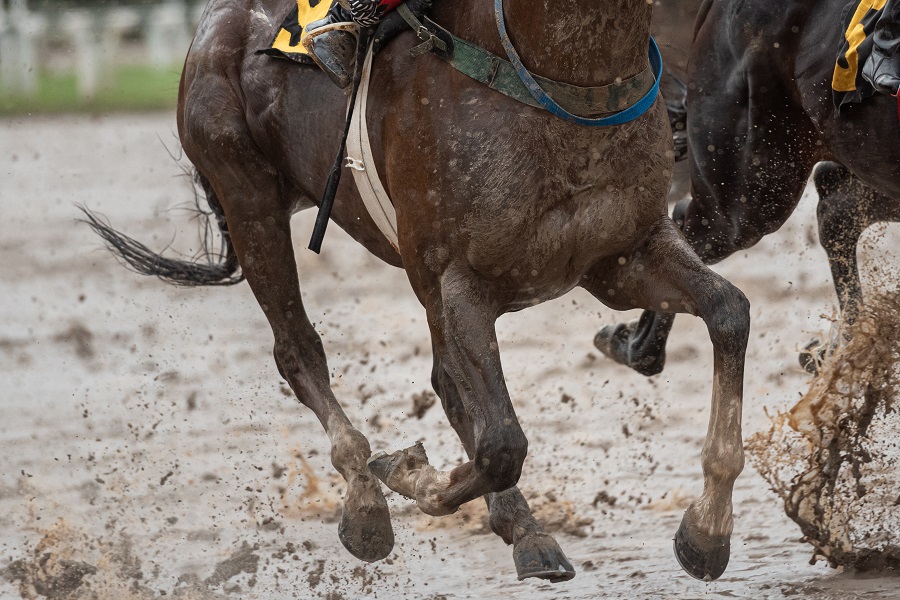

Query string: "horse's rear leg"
[191, 148, 393, 561]
[583, 218, 749, 581]
[431, 349, 575, 582]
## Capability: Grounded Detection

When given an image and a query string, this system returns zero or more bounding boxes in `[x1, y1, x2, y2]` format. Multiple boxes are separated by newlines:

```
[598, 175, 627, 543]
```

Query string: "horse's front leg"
[583, 218, 750, 581]
[369, 263, 528, 516]
[430, 344, 575, 582]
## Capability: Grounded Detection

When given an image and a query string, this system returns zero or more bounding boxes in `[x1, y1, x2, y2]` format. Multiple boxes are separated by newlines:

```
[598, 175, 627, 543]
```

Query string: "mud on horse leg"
[181, 113, 393, 561]
[813, 161, 900, 326]
[800, 162, 900, 372]
[583, 218, 749, 580]
[369, 263, 529, 516]
[429, 346, 574, 582]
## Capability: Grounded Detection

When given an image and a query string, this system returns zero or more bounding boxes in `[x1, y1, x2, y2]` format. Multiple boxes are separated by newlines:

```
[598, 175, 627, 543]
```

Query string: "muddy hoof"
[366, 451, 401, 484]
[366, 443, 428, 493]
[594, 322, 665, 377]
[673, 518, 729, 581]
[337, 476, 395, 562]
[514, 533, 576, 583]
[798, 338, 826, 374]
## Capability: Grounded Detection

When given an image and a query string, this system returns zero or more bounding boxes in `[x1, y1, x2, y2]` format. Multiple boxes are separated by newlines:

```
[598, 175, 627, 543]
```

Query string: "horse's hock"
[748, 293, 900, 570]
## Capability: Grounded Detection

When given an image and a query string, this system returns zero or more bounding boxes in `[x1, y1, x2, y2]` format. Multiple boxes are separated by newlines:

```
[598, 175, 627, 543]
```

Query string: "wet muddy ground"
[1, 114, 899, 598]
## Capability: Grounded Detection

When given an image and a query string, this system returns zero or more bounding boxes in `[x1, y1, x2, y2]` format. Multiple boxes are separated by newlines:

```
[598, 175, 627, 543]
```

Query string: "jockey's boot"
[863, 0, 900, 95]
[302, 2, 359, 89]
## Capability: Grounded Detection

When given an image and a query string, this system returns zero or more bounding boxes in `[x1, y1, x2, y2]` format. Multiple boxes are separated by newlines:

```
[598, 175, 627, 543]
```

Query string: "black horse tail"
[79, 170, 244, 287]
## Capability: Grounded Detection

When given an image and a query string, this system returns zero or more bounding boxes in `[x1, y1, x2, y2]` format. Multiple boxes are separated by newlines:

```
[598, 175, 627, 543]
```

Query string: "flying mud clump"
[748, 293, 900, 570]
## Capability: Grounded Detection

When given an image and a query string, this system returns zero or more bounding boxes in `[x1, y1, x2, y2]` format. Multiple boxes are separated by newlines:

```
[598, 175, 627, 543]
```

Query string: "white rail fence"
[0, 0, 204, 97]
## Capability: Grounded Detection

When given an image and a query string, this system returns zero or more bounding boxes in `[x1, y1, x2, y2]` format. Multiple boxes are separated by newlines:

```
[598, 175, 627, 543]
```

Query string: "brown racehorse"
[599, 0, 900, 375]
[84, 0, 751, 583]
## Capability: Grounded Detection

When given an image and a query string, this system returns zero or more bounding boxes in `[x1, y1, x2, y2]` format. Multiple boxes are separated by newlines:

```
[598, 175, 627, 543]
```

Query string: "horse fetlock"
[701, 452, 744, 490]
[412, 468, 457, 516]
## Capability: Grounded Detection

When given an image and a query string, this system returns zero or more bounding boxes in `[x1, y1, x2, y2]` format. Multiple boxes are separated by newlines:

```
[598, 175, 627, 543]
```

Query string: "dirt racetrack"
[2, 114, 899, 599]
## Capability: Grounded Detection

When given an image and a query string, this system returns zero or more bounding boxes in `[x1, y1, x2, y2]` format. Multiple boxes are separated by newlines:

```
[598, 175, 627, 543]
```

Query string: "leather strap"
[406, 14, 658, 118]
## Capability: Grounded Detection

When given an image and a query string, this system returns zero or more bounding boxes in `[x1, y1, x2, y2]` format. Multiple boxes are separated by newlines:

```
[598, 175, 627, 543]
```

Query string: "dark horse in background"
[600, 0, 900, 376]
[83, 0, 752, 583]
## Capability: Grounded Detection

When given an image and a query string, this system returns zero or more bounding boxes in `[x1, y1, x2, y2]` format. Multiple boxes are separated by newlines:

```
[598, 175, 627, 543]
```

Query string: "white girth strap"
[345, 42, 400, 250]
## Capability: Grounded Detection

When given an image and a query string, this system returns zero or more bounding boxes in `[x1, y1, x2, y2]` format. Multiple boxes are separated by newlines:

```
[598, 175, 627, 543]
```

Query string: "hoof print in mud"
[513, 533, 576, 583]
[673, 519, 730, 581]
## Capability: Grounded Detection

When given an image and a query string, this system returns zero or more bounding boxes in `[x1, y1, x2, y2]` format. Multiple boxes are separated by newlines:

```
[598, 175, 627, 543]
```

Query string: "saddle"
[262, 0, 433, 66]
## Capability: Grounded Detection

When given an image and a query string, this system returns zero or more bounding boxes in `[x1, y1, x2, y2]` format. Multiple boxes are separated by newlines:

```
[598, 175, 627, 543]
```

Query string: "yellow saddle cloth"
[263, 0, 332, 63]
[833, 0, 886, 109]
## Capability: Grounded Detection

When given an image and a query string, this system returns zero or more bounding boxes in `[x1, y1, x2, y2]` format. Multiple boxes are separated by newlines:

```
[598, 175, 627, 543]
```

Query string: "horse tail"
[79, 170, 245, 287]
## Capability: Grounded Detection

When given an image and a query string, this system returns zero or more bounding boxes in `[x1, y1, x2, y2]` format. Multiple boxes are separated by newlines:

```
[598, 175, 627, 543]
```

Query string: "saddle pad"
[261, 0, 331, 64]
[833, 0, 886, 110]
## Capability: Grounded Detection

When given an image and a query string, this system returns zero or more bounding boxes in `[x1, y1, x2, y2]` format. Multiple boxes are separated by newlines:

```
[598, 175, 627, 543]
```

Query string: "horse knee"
[475, 426, 528, 492]
[814, 163, 862, 250]
[704, 283, 750, 355]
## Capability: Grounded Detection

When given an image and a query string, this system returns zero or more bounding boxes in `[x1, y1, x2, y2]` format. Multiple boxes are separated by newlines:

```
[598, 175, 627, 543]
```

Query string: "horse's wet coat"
[89, 0, 751, 582]
[601, 0, 900, 375]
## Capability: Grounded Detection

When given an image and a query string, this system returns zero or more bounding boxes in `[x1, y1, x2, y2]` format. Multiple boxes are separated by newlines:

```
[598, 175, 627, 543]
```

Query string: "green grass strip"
[0, 65, 183, 115]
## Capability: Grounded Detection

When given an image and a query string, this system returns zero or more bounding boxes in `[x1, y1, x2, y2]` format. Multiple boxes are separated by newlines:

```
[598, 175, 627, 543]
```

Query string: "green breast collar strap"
[396, 4, 655, 117]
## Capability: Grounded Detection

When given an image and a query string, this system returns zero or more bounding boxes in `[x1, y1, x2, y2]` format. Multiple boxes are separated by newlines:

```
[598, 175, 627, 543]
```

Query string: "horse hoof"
[798, 338, 824, 374]
[513, 533, 576, 583]
[367, 443, 428, 487]
[594, 322, 665, 377]
[337, 476, 395, 563]
[673, 518, 730, 581]
[366, 450, 405, 485]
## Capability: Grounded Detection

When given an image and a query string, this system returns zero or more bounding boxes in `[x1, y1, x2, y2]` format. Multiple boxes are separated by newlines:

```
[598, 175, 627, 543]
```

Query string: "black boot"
[303, 2, 358, 89]
[863, 0, 900, 95]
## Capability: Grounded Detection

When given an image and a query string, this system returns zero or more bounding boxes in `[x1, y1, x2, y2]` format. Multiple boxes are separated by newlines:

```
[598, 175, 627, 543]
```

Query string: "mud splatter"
[748, 293, 900, 570]
[204, 542, 259, 588]
[53, 324, 94, 360]
[410, 390, 436, 420]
